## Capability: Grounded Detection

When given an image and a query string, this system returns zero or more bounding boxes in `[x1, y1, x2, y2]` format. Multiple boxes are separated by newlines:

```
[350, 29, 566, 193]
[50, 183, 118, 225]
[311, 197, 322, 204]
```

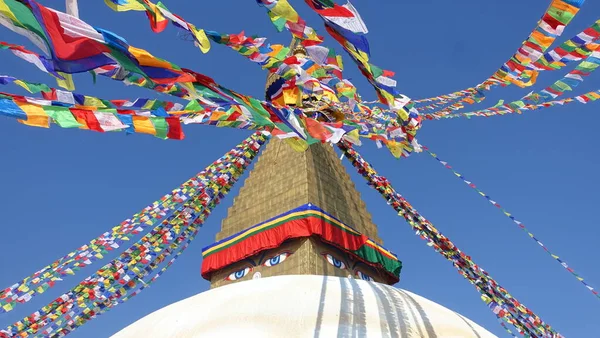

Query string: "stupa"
[112, 40, 498, 338]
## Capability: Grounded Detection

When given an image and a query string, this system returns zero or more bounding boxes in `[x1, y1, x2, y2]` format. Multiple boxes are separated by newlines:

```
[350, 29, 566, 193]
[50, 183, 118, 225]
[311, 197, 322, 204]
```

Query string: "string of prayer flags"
[1, 132, 268, 336]
[0, 94, 187, 139]
[337, 141, 562, 338]
[0, 142, 242, 312]
[0, 0, 194, 88]
[414, 0, 588, 114]
[424, 42, 600, 120]
[527, 19, 600, 71]
[0, 75, 185, 112]
[526, 51, 600, 102]
[424, 89, 600, 120]
[0, 78, 404, 153]
[491, 0, 586, 86]
[0, 41, 188, 99]
[0, 75, 50, 94]
[27, 134, 266, 337]
[419, 17, 598, 107]
[54, 225, 200, 336]
[54, 133, 266, 336]
[303, 0, 413, 110]
[15, 215, 200, 336]
[0, 41, 63, 78]
[103, 0, 292, 70]
[1, 0, 425, 157]
[1, 0, 598, 160]
[425, 146, 600, 300]
[301, 0, 421, 155]
[1, 33, 396, 151]
[432, 90, 600, 119]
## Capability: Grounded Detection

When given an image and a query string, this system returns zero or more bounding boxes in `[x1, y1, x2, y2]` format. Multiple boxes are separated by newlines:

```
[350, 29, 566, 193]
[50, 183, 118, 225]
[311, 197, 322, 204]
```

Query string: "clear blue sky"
[1, 1, 599, 336]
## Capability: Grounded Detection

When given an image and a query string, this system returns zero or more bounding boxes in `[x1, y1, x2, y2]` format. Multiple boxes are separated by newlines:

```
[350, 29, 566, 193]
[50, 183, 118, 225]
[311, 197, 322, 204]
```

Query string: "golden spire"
[289, 37, 307, 57]
[265, 37, 307, 102]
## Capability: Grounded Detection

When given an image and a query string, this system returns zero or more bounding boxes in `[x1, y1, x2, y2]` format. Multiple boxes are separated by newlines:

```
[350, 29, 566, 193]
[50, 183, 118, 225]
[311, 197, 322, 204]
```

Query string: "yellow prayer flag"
[345, 129, 361, 145]
[190, 25, 211, 53]
[386, 141, 405, 158]
[132, 115, 156, 135]
[55, 72, 75, 91]
[103, 0, 145, 11]
[142, 100, 156, 110]
[271, 0, 300, 23]
[15, 101, 50, 128]
[209, 111, 226, 121]
[84, 96, 107, 108]
[128, 46, 174, 69]
[530, 30, 554, 48]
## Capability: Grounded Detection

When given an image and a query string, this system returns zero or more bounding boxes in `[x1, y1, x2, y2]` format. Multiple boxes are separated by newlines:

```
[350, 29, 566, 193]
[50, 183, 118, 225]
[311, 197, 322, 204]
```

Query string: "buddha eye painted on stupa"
[225, 267, 251, 281]
[323, 253, 346, 269]
[263, 252, 291, 267]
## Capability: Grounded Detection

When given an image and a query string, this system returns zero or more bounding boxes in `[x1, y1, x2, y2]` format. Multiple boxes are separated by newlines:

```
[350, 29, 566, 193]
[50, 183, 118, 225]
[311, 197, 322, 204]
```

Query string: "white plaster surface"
[112, 275, 497, 338]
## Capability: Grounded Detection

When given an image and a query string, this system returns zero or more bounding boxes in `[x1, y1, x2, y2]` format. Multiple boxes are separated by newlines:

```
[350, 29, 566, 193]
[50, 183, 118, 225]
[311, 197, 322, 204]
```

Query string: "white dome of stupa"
[112, 275, 497, 338]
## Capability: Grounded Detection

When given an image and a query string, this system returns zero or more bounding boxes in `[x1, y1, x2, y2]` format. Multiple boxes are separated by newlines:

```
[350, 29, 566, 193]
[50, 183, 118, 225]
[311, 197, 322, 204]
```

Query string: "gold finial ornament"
[265, 37, 308, 104]
[289, 37, 308, 57]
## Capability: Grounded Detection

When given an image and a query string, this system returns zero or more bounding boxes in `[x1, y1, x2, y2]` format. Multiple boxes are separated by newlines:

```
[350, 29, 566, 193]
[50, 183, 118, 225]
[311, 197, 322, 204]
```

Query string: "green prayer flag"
[369, 64, 384, 78]
[185, 100, 202, 111]
[246, 98, 275, 127]
[5, 0, 49, 45]
[548, 7, 575, 25]
[271, 16, 287, 32]
[43, 106, 82, 128]
[151, 117, 169, 139]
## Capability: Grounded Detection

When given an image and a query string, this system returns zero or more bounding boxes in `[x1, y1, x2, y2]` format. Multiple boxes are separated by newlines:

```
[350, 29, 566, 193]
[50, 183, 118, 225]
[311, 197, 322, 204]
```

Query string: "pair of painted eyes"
[323, 253, 374, 282]
[225, 252, 290, 281]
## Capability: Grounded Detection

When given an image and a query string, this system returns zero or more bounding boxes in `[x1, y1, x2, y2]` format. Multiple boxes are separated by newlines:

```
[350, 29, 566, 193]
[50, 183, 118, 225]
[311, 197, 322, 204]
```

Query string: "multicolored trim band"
[201, 203, 401, 281]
